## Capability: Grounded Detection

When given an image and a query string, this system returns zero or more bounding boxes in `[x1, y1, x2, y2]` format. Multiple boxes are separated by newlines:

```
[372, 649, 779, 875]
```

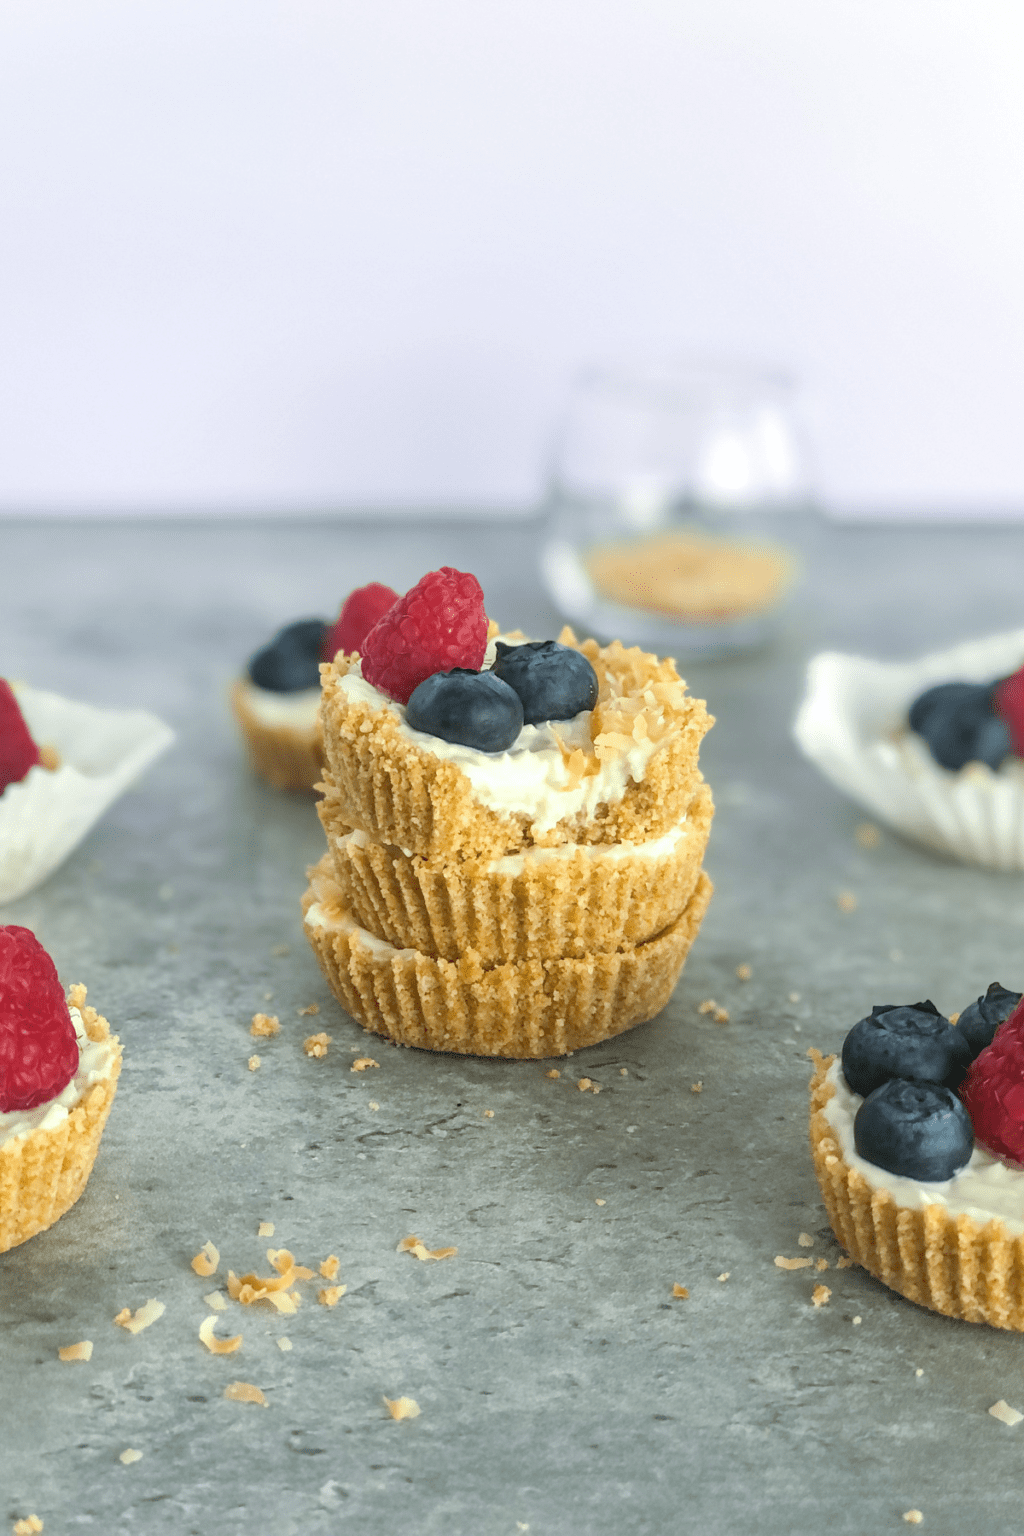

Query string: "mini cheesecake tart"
[231, 678, 324, 793]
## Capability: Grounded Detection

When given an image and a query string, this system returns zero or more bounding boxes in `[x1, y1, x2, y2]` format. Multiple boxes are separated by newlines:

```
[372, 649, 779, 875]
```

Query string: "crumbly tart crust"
[809, 1049, 1024, 1330]
[0, 990, 122, 1254]
[327, 781, 714, 963]
[303, 858, 713, 1058]
[317, 633, 713, 861]
[231, 679, 324, 793]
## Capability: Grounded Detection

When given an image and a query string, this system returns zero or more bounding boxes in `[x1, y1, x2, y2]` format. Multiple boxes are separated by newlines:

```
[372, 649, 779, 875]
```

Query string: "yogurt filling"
[238, 679, 320, 729]
[336, 652, 665, 834]
[821, 1057, 1024, 1237]
[0, 1007, 119, 1150]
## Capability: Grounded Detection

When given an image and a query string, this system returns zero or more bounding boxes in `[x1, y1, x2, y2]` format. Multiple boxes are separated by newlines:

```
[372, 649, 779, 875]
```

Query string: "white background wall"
[1, 0, 1023, 515]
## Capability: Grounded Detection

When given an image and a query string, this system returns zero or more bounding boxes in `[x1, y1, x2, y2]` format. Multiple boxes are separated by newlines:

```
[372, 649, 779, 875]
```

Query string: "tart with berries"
[809, 982, 1024, 1329]
[303, 566, 714, 1056]
[0, 927, 122, 1252]
[232, 583, 398, 791]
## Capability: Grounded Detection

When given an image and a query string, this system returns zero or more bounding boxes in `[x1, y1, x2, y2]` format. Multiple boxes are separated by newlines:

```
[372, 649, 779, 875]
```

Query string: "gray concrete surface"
[3, 513, 1024, 1534]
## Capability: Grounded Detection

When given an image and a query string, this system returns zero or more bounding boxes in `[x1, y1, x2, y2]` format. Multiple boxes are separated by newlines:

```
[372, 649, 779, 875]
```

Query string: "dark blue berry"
[491, 641, 599, 726]
[908, 681, 1009, 771]
[841, 1000, 971, 1098]
[249, 619, 327, 692]
[406, 669, 524, 752]
[955, 981, 1022, 1058]
[853, 1078, 973, 1182]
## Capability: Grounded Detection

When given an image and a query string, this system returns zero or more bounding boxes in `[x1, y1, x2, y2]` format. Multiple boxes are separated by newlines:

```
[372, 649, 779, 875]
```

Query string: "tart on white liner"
[793, 628, 1024, 871]
[0, 685, 174, 904]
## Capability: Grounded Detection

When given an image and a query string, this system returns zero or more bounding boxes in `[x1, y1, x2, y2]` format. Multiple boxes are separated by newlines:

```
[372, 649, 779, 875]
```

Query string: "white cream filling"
[822, 1057, 1024, 1237]
[335, 819, 688, 874]
[0, 1007, 119, 1149]
[337, 652, 664, 835]
[238, 679, 320, 730]
[304, 899, 412, 958]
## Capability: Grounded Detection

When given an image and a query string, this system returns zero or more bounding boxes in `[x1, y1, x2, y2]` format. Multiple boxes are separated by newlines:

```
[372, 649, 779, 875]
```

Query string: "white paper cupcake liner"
[793, 628, 1024, 871]
[0, 684, 175, 903]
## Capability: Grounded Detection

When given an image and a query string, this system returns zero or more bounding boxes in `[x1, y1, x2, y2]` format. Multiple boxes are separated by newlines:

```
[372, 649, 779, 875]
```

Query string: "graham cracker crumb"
[13, 1519, 43, 1536]
[483, 1108, 495, 1118]
[199, 1316, 242, 1354]
[224, 1381, 266, 1405]
[797, 1233, 814, 1247]
[698, 999, 729, 1023]
[277, 1337, 293, 1351]
[546, 1069, 560, 1079]
[989, 1399, 1024, 1426]
[298, 1003, 320, 1016]
[691, 1081, 703, 1093]
[204, 1292, 227, 1311]
[775, 1256, 813, 1271]
[736, 963, 752, 981]
[577, 1077, 601, 1093]
[855, 822, 881, 848]
[837, 891, 858, 913]
[119, 1448, 143, 1465]
[672, 1284, 689, 1298]
[38, 743, 60, 771]
[811, 1284, 831, 1308]
[595, 1198, 606, 1206]
[304, 1032, 332, 1058]
[397, 1234, 458, 1261]
[949, 1011, 960, 1026]
[902, 1513, 923, 1526]
[837, 1255, 854, 1269]
[384, 1395, 421, 1421]
[369, 1100, 380, 1111]
[258, 1221, 275, 1237]
[248, 1055, 261, 1071]
[351, 1056, 379, 1072]
[619, 1067, 629, 1077]
[191, 1241, 219, 1278]
[114, 1299, 165, 1335]
[250, 1012, 280, 1038]
[717, 1272, 730, 1282]
[58, 1340, 93, 1362]
[815, 1258, 829, 1271]
[319, 1285, 347, 1306]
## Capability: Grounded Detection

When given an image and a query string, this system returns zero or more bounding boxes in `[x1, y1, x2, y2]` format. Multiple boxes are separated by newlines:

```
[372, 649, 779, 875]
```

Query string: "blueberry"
[955, 981, 1023, 1058]
[491, 641, 599, 725]
[908, 681, 1009, 771]
[406, 669, 524, 752]
[249, 619, 327, 692]
[841, 1000, 971, 1098]
[853, 1078, 973, 1182]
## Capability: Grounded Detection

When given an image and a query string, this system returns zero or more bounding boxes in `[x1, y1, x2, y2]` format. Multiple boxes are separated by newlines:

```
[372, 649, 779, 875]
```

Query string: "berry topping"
[0, 926, 79, 1112]
[908, 681, 1009, 771]
[994, 664, 1024, 756]
[248, 619, 327, 693]
[0, 680, 41, 793]
[841, 1000, 970, 1099]
[321, 583, 399, 662]
[361, 567, 488, 705]
[406, 669, 524, 753]
[854, 1078, 974, 1182]
[961, 997, 1024, 1162]
[956, 981, 1023, 1059]
[490, 640, 600, 725]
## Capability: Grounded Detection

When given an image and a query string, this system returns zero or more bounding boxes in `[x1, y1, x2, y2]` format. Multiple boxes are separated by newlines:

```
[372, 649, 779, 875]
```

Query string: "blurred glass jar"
[539, 357, 816, 657]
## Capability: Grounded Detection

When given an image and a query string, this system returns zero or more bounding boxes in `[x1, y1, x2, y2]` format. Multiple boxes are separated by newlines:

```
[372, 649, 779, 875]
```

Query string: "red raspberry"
[961, 996, 1024, 1161]
[994, 666, 1024, 756]
[321, 583, 399, 662]
[0, 679, 40, 793]
[0, 926, 79, 1112]
[360, 567, 488, 704]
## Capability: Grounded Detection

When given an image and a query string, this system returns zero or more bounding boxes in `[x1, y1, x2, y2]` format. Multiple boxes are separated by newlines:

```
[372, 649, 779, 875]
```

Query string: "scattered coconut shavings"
[815, 1258, 829, 1272]
[351, 1056, 379, 1072]
[199, 1316, 242, 1355]
[989, 1399, 1024, 1426]
[812, 1285, 832, 1308]
[258, 1222, 275, 1238]
[691, 1081, 703, 1094]
[58, 1341, 93, 1362]
[119, 1448, 143, 1465]
[384, 1396, 421, 1421]
[268, 1247, 314, 1279]
[837, 891, 858, 913]
[250, 1012, 280, 1038]
[717, 1272, 730, 1283]
[13, 1518, 43, 1535]
[545, 1069, 560, 1079]
[483, 1109, 495, 1118]
[837, 1256, 854, 1269]
[319, 1286, 347, 1307]
[304, 1032, 332, 1058]
[697, 999, 729, 1023]
[277, 1337, 293, 1351]
[856, 822, 881, 848]
[191, 1241, 220, 1278]
[736, 963, 753, 981]
[114, 1299, 165, 1335]
[577, 1077, 600, 1093]
[672, 1284, 689, 1299]
[248, 1055, 261, 1071]
[903, 1513, 923, 1526]
[797, 1233, 814, 1247]
[298, 1003, 320, 1016]
[224, 1381, 266, 1405]
[204, 1292, 227, 1312]
[775, 1256, 814, 1271]
[397, 1235, 458, 1261]
[320, 1255, 340, 1280]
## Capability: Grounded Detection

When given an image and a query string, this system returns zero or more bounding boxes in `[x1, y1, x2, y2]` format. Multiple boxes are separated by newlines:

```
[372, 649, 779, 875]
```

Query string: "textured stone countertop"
[4, 513, 1024, 1534]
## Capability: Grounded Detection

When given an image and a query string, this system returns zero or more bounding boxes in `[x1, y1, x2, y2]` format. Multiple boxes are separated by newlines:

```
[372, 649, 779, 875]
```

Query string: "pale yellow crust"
[324, 781, 713, 963]
[0, 995, 122, 1254]
[809, 1050, 1024, 1330]
[302, 862, 713, 1058]
[231, 679, 324, 793]
[317, 635, 713, 861]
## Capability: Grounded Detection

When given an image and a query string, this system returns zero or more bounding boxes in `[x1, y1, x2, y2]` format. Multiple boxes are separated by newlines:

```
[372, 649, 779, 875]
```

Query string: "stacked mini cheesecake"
[301, 569, 715, 1059]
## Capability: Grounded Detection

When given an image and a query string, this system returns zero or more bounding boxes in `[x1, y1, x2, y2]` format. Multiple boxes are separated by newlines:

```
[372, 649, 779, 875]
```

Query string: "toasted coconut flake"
[114, 1299, 165, 1335]
[775, 1256, 813, 1271]
[265, 1290, 298, 1315]
[258, 1221, 275, 1238]
[989, 1399, 1024, 1426]
[298, 1003, 320, 1016]
[595, 1198, 606, 1207]
[119, 1448, 143, 1465]
[397, 1234, 457, 1261]
[717, 1272, 730, 1283]
[58, 1340, 93, 1362]
[811, 1284, 832, 1308]
[226, 1270, 242, 1300]
[277, 1337, 293, 1351]
[319, 1286, 347, 1307]
[13, 1518, 43, 1535]
[483, 1109, 494, 1118]
[577, 1077, 600, 1093]
[384, 1395, 421, 1421]
[250, 1012, 280, 1038]
[304, 1032, 332, 1058]
[351, 1056, 380, 1072]
[224, 1381, 266, 1405]
[204, 1292, 227, 1312]
[691, 1081, 703, 1094]
[320, 1255, 340, 1280]
[191, 1241, 220, 1278]
[546, 1069, 560, 1079]
[672, 1284, 689, 1299]
[199, 1316, 243, 1354]
[247, 1055, 261, 1071]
